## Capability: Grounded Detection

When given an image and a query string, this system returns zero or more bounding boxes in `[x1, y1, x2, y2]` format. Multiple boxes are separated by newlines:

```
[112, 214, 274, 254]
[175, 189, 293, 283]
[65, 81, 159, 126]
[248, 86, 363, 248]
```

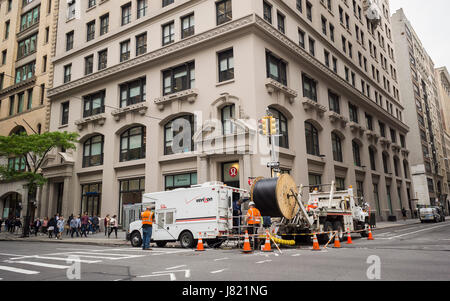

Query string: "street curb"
[0, 238, 129, 247]
[372, 221, 422, 231]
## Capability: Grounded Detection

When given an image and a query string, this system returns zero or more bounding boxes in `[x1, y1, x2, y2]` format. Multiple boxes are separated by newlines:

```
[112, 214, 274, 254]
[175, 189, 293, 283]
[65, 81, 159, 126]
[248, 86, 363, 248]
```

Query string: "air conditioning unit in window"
[363, 0, 382, 28]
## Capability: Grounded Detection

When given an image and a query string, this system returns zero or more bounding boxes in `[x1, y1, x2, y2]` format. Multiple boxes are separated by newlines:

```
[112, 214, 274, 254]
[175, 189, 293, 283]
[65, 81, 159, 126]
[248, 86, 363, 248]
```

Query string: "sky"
[389, 0, 450, 70]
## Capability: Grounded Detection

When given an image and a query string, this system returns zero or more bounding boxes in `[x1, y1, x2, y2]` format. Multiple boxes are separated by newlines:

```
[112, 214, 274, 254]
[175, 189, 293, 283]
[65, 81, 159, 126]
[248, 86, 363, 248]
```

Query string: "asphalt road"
[0, 221, 449, 281]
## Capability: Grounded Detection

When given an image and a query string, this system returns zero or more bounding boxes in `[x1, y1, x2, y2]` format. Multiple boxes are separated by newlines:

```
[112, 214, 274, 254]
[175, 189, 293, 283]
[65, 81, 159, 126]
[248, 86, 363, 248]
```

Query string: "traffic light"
[258, 117, 269, 136]
[269, 117, 279, 135]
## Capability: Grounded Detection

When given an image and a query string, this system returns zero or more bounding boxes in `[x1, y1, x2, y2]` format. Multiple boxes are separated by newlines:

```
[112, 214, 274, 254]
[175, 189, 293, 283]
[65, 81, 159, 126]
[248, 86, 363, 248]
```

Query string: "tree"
[0, 131, 79, 236]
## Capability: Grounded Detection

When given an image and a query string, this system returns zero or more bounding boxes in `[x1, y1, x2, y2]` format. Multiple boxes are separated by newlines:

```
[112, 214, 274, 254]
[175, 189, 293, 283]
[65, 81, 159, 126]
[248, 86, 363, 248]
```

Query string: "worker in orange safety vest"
[141, 207, 154, 250]
[246, 201, 262, 249]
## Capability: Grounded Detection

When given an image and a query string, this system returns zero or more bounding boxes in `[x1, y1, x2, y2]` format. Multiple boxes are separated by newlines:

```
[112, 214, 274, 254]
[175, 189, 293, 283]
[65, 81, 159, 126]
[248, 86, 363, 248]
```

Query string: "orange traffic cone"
[242, 230, 253, 253]
[346, 228, 353, 244]
[196, 232, 205, 251]
[262, 231, 272, 252]
[333, 231, 341, 248]
[367, 226, 374, 240]
[312, 233, 321, 251]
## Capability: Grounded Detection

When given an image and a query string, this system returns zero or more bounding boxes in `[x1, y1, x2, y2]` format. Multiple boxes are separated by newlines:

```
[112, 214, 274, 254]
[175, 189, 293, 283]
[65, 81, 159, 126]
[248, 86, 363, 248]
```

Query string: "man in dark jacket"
[80, 212, 89, 237]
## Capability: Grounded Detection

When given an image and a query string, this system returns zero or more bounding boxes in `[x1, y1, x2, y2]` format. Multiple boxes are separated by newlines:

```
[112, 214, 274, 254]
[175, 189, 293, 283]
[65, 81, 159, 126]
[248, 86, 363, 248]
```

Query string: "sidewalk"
[374, 218, 421, 230]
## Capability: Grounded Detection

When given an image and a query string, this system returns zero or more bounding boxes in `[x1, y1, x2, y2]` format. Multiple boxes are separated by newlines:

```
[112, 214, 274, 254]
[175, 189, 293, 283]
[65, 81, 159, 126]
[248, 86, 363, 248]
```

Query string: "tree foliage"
[0, 131, 79, 192]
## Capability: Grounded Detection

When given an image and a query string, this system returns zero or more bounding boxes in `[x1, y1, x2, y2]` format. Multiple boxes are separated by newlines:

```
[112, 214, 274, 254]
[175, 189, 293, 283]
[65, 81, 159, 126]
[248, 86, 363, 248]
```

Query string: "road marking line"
[64, 251, 144, 258]
[214, 257, 229, 261]
[166, 265, 187, 270]
[291, 254, 301, 257]
[210, 269, 226, 274]
[388, 224, 449, 240]
[0, 253, 26, 257]
[256, 260, 272, 264]
[29, 256, 101, 264]
[5, 260, 70, 269]
[138, 273, 176, 281]
[0, 265, 40, 275]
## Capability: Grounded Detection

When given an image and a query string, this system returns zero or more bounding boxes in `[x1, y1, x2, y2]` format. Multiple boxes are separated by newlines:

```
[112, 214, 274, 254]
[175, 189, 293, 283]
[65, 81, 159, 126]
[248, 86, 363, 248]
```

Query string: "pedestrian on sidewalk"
[401, 208, 407, 221]
[108, 215, 118, 238]
[104, 214, 110, 236]
[42, 217, 48, 234]
[53, 215, 59, 238]
[66, 214, 73, 235]
[48, 217, 56, 238]
[14, 218, 22, 234]
[33, 218, 41, 236]
[80, 212, 89, 237]
[0, 218, 3, 233]
[93, 215, 100, 233]
[70, 215, 80, 238]
[57, 216, 65, 240]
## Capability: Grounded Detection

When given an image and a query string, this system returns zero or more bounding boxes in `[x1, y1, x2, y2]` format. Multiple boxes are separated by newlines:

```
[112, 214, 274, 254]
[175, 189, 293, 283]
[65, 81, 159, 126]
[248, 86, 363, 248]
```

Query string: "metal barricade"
[122, 203, 144, 231]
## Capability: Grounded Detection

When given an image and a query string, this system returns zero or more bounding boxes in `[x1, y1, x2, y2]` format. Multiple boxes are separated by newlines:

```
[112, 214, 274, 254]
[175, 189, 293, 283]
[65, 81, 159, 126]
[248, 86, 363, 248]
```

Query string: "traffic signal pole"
[258, 108, 281, 177]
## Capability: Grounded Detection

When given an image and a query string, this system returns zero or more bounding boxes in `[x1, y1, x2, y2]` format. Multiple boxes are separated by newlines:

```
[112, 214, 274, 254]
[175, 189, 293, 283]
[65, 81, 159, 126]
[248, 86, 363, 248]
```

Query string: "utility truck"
[251, 175, 372, 243]
[127, 182, 248, 248]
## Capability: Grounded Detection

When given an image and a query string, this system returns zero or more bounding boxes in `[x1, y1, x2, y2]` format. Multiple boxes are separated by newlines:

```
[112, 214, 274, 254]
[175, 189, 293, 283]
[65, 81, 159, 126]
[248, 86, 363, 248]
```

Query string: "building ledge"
[379, 137, 391, 148]
[265, 78, 297, 103]
[0, 77, 36, 99]
[328, 111, 348, 127]
[154, 89, 198, 111]
[365, 130, 379, 143]
[111, 102, 148, 121]
[113, 159, 146, 170]
[75, 114, 106, 130]
[302, 98, 327, 117]
[392, 143, 401, 153]
[349, 122, 365, 135]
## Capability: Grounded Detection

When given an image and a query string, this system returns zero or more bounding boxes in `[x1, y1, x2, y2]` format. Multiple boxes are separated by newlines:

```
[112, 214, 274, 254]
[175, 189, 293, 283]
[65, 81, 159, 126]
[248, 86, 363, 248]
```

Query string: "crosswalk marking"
[0, 265, 40, 275]
[29, 255, 101, 264]
[5, 260, 70, 270]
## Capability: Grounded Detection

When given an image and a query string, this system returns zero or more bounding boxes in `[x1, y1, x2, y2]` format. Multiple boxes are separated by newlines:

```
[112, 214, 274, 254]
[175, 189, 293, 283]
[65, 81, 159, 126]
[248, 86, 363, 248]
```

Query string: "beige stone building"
[0, 0, 58, 220]
[392, 8, 448, 209]
[41, 0, 412, 224]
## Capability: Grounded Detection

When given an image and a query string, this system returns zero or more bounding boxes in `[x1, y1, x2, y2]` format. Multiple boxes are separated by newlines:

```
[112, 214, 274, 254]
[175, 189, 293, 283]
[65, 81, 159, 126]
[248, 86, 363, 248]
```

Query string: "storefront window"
[165, 173, 197, 190]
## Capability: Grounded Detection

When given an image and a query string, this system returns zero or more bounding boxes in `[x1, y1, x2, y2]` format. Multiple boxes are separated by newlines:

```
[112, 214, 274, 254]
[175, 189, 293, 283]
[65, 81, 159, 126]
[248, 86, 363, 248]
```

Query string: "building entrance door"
[222, 162, 240, 188]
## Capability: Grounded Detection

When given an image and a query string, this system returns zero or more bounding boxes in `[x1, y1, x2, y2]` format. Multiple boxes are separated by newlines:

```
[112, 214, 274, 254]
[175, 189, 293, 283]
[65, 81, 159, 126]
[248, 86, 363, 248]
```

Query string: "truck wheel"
[179, 231, 195, 248]
[130, 231, 142, 248]
[156, 241, 167, 248]
[333, 221, 344, 241]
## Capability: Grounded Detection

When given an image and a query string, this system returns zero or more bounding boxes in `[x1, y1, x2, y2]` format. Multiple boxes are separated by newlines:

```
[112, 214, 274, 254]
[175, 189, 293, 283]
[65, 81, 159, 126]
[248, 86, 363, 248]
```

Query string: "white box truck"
[127, 182, 249, 248]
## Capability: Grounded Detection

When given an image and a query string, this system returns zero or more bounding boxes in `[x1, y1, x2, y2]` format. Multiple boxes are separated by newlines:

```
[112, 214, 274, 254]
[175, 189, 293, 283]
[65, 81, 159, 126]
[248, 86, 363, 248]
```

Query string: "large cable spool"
[250, 174, 299, 220]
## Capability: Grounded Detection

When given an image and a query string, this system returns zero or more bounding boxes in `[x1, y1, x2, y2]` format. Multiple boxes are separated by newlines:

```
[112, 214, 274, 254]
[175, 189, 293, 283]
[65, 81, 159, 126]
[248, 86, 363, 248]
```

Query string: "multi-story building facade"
[0, 0, 57, 220]
[435, 67, 450, 213]
[41, 0, 412, 224]
[392, 8, 448, 208]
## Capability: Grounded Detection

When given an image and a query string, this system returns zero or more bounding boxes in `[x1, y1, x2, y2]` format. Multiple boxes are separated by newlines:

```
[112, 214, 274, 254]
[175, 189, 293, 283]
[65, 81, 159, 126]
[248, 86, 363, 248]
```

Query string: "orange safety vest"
[247, 207, 262, 225]
[141, 210, 154, 225]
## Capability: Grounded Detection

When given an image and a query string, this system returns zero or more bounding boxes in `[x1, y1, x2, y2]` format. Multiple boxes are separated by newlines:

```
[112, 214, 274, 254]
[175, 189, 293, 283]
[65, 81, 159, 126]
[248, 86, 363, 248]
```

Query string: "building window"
[61, 102, 69, 125]
[163, 61, 195, 95]
[15, 61, 36, 84]
[266, 52, 287, 86]
[181, 13, 195, 39]
[221, 104, 235, 135]
[66, 31, 74, 51]
[331, 132, 343, 162]
[42, 55, 47, 72]
[84, 55, 94, 75]
[309, 37, 315, 56]
[379, 121, 386, 137]
[27, 88, 33, 110]
[324, 50, 330, 68]
[349, 103, 358, 123]
[336, 177, 346, 191]
[98, 49, 107, 70]
[302, 74, 317, 101]
[120, 40, 130, 62]
[88, 0, 96, 8]
[83, 90, 105, 117]
[263, 1, 272, 24]
[83, 136, 104, 167]
[369, 147, 376, 171]
[164, 115, 195, 155]
[277, 11, 285, 33]
[165, 173, 197, 190]
[403, 160, 409, 179]
[365, 113, 373, 130]
[382, 152, 389, 174]
[67, 0, 76, 20]
[308, 173, 322, 192]
[162, 22, 175, 46]
[120, 126, 146, 162]
[136, 33, 147, 55]
[17, 34, 38, 59]
[328, 90, 340, 114]
[81, 183, 102, 217]
[269, 108, 289, 149]
[119, 178, 145, 223]
[216, 0, 232, 25]
[218, 49, 234, 82]
[4, 20, 10, 40]
[352, 140, 361, 167]
[162, 0, 174, 7]
[86, 20, 95, 41]
[40, 84, 45, 104]
[120, 77, 146, 107]
[137, 0, 147, 19]
[20, 6, 40, 32]
[306, 1, 312, 21]
[9, 96, 15, 116]
[2, 50, 6, 65]
[305, 121, 320, 156]
[63, 64, 71, 83]
[100, 14, 109, 35]
[298, 29, 305, 48]
[356, 181, 364, 200]
[17, 92, 25, 113]
[8, 157, 26, 172]
[121, 3, 131, 26]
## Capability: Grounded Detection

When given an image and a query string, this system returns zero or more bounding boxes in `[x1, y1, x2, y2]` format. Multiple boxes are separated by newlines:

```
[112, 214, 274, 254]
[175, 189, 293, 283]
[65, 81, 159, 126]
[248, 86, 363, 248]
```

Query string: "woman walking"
[104, 214, 110, 236]
[108, 215, 118, 238]
[48, 217, 56, 238]
[57, 216, 65, 240]
[42, 217, 48, 234]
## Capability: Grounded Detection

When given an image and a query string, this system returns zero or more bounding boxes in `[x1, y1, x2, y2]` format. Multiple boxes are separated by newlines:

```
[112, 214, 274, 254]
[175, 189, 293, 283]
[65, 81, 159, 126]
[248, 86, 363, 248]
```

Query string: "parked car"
[419, 207, 445, 223]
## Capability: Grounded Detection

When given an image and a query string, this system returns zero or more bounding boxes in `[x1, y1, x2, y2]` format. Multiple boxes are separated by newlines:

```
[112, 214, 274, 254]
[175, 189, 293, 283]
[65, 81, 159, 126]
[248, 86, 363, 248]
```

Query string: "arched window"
[331, 132, 342, 162]
[269, 108, 289, 148]
[369, 146, 376, 171]
[394, 156, 400, 177]
[221, 105, 235, 135]
[305, 121, 319, 156]
[120, 126, 146, 162]
[352, 140, 361, 167]
[83, 135, 104, 167]
[382, 152, 390, 174]
[164, 115, 194, 155]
